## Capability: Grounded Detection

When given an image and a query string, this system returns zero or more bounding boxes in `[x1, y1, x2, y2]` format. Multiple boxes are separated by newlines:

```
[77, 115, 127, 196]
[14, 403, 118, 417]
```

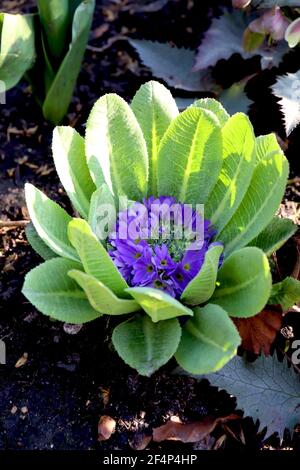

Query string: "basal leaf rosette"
[22, 81, 297, 377]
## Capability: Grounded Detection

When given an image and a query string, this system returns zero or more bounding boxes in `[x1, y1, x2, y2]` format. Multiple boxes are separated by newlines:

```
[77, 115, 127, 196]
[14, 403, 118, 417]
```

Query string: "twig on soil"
[287, 177, 300, 185]
[0, 220, 29, 229]
[87, 35, 128, 53]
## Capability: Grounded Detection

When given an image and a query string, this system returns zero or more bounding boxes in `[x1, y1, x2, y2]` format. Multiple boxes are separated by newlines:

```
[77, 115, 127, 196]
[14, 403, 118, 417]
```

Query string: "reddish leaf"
[233, 306, 283, 355]
[98, 415, 116, 441]
[153, 415, 238, 443]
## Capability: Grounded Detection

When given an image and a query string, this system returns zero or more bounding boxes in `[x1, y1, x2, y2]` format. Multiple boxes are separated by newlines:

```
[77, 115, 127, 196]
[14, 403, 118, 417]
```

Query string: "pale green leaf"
[269, 277, 300, 310]
[25, 183, 79, 261]
[181, 244, 223, 306]
[0, 13, 35, 90]
[211, 247, 272, 318]
[112, 314, 182, 376]
[85, 93, 148, 200]
[22, 258, 101, 324]
[254, 133, 283, 162]
[131, 80, 178, 196]
[217, 152, 289, 256]
[271, 70, 300, 136]
[68, 270, 140, 315]
[192, 98, 230, 126]
[126, 287, 193, 322]
[68, 218, 129, 298]
[88, 184, 116, 241]
[52, 126, 96, 219]
[248, 217, 297, 255]
[25, 222, 58, 260]
[199, 354, 300, 438]
[157, 107, 222, 204]
[206, 113, 256, 232]
[175, 304, 241, 374]
[42, 0, 95, 124]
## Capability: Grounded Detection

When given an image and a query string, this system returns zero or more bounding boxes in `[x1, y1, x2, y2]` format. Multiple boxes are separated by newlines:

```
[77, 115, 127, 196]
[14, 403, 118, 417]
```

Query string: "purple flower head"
[108, 196, 222, 299]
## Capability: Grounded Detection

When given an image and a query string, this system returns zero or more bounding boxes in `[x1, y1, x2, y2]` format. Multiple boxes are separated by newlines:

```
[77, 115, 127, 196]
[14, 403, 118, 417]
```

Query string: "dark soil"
[0, 0, 299, 451]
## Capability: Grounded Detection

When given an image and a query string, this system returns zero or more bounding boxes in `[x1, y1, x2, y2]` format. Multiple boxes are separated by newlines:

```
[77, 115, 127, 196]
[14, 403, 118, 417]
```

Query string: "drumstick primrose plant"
[22, 81, 298, 376]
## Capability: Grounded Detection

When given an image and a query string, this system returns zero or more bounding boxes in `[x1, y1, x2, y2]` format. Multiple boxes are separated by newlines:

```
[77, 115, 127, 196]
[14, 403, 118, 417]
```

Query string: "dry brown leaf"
[98, 415, 116, 441]
[15, 352, 28, 368]
[233, 306, 283, 355]
[153, 414, 238, 443]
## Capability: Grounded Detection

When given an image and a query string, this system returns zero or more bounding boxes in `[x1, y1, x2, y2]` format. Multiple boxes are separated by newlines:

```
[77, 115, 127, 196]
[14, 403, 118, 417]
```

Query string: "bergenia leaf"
[268, 277, 300, 310]
[206, 113, 256, 232]
[175, 304, 241, 374]
[52, 126, 96, 219]
[181, 244, 223, 306]
[88, 184, 116, 241]
[211, 247, 272, 318]
[129, 39, 212, 92]
[42, 0, 95, 124]
[271, 71, 300, 136]
[68, 218, 129, 298]
[131, 81, 179, 196]
[25, 223, 58, 261]
[126, 287, 193, 322]
[68, 270, 140, 315]
[25, 183, 79, 262]
[85, 93, 148, 200]
[157, 107, 222, 204]
[22, 258, 101, 324]
[112, 314, 182, 377]
[248, 217, 297, 255]
[192, 98, 230, 126]
[0, 13, 35, 90]
[199, 354, 300, 439]
[217, 151, 289, 256]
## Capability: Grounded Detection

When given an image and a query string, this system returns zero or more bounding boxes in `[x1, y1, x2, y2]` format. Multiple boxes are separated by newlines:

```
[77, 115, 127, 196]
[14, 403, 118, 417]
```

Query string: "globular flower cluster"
[108, 196, 221, 299]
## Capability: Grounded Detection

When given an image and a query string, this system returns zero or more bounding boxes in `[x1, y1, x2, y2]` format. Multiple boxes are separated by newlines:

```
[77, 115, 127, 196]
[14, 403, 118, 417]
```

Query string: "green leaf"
[206, 113, 256, 232]
[129, 39, 212, 92]
[0, 13, 35, 90]
[37, 0, 70, 61]
[68, 270, 140, 315]
[68, 218, 129, 298]
[192, 98, 230, 126]
[85, 93, 148, 200]
[157, 107, 222, 204]
[254, 133, 283, 162]
[22, 258, 101, 324]
[175, 304, 241, 374]
[126, 287, 193, 322]
[52, 126, 96, 219]
[25, 183, 79, 261]
[248, 217, 297, 255]
[131, 80, 178, 196]
[217, 151, 289, 256]
[181, 244, 223, 306]
[88, 184, 116, 241]
[42, 0, 95, 124]
[211, 247, 272, 318]
[25, 222, 58, 260]
[199, 354, 300, 438]
[112, 314, 182, 376]
[269, 277, 300, 310]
